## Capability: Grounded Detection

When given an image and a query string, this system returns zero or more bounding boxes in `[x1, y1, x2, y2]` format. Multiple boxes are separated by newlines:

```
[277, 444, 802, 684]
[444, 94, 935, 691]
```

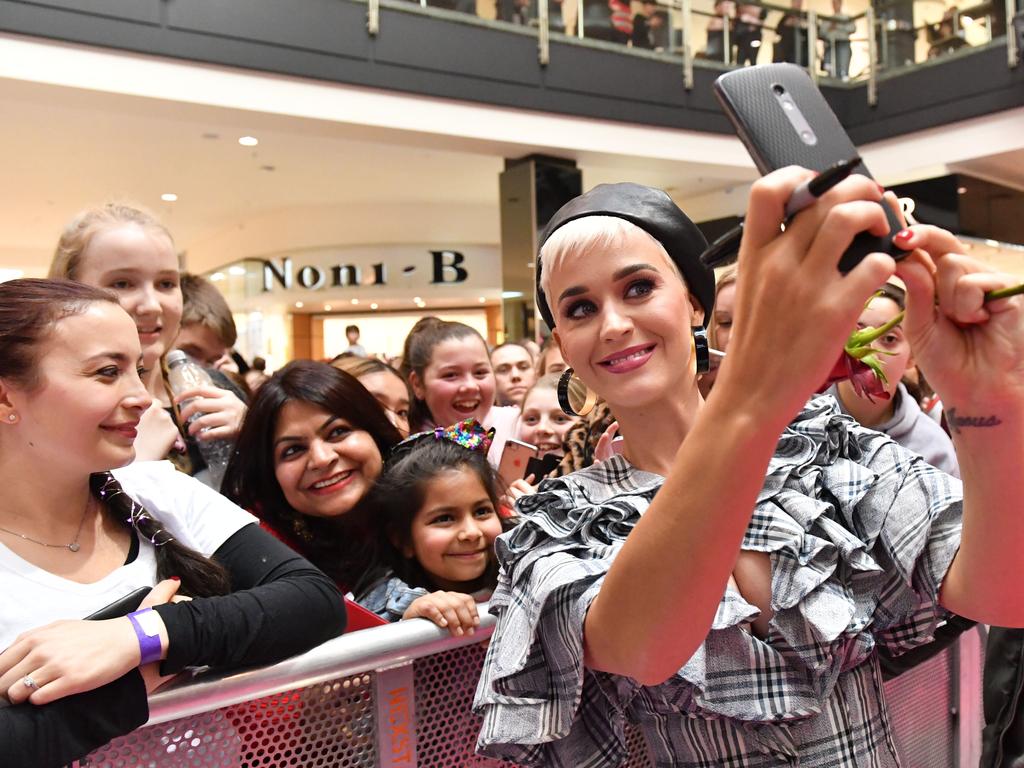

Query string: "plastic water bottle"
[165, 350, 234, 490]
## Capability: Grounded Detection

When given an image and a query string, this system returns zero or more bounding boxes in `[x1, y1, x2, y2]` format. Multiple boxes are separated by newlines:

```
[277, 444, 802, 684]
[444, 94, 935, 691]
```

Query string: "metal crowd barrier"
[72, 612, 984, 767]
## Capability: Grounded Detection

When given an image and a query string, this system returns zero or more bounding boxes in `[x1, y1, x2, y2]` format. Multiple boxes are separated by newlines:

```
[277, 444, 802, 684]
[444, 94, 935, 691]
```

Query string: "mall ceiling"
[0, 75, 755, 279]
[1, 71, 1022, 283]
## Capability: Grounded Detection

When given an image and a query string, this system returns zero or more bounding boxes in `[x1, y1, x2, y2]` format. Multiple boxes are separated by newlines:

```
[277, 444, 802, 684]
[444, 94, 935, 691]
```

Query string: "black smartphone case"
[85, 586, 151, 620]
[713, 64, 906, 272]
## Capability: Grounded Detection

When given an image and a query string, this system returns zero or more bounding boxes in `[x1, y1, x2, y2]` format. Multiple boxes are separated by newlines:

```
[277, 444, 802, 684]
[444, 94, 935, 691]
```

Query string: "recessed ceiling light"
[295, 301, 304, 308]
[161, 193, 178, 202]
[370, 303, 379, 310]
[957, 186, 967, 194]
[228, 265, 246, 276]
[238, 136, 259, 147]
[210, 272, 225, 282]
[413, 297, 423, 303]
[324, 304, 333, 311]
[351, 298, 359, 305]
[478, 297, 486, 303]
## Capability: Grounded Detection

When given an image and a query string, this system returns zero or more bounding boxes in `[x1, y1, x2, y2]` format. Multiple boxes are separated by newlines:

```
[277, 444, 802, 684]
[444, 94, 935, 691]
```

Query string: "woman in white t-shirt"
[400, 317, 519, 465]
[0, 279, 346, 768]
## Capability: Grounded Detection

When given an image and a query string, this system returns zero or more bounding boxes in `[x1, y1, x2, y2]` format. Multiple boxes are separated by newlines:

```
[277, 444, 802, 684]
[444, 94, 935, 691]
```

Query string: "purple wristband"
[127, 607, 164, 666]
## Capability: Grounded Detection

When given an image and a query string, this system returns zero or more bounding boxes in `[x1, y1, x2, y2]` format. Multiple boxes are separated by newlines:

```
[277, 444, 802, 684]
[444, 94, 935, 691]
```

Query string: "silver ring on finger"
[22, 675, 39, 690]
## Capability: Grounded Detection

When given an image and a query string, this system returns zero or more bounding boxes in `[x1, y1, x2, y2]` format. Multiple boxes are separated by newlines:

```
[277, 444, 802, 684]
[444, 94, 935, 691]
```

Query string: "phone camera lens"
[772, 84, 785, 95]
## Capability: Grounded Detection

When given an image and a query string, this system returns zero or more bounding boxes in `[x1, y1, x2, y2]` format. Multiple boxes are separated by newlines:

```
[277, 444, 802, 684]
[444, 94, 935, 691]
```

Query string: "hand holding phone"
[713, 64, 908, 272]
[498, 439, 539, 487]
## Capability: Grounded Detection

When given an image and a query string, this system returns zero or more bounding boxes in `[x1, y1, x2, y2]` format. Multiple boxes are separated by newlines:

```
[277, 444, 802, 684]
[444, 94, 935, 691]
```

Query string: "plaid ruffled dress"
[474, 396, 963, 767]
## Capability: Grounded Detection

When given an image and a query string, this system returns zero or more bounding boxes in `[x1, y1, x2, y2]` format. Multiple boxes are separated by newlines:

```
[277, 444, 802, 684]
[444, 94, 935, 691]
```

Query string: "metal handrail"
[368, 0, 380, 35]
[682, 0, 694, 88]
[539, 0, 550, 64]
[807, 9, 818, 82]
[145, 610, 497, 727]
[1009, 0, 1020, 66]
[867, 6, 878, 105]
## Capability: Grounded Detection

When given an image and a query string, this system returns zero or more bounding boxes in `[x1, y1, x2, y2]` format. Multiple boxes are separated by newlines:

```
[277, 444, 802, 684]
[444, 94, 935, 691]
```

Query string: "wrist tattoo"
[946, 408, 1003, 434]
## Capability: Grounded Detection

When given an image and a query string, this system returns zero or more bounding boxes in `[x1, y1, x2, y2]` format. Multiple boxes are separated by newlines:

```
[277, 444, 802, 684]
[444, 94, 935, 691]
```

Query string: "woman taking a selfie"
[0, 280, 345, 768]
[475, 174, 1024, 766]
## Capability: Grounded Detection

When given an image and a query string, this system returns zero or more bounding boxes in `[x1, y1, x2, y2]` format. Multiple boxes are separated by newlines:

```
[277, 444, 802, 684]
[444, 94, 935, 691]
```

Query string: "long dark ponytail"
[91, 473, 231, 597]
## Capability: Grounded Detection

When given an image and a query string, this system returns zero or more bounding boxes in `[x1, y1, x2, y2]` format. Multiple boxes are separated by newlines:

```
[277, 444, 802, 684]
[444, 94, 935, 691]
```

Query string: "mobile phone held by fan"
[713, 64, 909, 272]
[498, 439, 538, 486]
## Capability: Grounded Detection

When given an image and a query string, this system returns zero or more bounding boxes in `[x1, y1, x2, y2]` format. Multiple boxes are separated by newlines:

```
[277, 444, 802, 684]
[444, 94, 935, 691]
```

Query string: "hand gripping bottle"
[165, 350, 234, 490]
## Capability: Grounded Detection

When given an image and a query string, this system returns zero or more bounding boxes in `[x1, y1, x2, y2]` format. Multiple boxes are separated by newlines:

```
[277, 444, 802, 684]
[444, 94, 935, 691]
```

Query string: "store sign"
[262, 250, 469, 293]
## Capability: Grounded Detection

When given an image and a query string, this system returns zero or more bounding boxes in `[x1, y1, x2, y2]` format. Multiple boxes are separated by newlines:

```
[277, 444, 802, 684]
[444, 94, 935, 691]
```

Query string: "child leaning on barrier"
[354, 420, 516, 636]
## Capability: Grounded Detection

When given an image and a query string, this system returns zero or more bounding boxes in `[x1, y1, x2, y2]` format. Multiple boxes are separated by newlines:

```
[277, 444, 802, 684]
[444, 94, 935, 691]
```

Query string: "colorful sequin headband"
[434, 419, 495, 453]
[390, 418, 495, 462]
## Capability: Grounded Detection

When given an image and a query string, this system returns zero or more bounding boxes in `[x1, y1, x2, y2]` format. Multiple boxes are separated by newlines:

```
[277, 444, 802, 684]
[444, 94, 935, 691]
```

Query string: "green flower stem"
[985, 283, 1024, 302]
[845, 311, 904, 354]
[847, 278, 1024, 352]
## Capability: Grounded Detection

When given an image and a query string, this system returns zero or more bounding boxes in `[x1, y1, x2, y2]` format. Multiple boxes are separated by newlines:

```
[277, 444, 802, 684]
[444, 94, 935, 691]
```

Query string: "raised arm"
[895, 227, 1024, 627]
[583, 168, 898, 685]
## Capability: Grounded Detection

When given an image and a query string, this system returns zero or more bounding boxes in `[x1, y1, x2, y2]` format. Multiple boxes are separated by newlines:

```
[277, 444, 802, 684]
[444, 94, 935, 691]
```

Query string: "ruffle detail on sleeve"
[475, 395, 963, 760]
[475, 471, 652, 767]
[670, 396, 963, 724]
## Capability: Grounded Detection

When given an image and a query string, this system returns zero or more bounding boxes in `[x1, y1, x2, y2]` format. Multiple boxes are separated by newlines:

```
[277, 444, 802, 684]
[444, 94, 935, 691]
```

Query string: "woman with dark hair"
[0, 279, 346, 768]
[222, 361, 402, 590]
[474, 176, 1024, 766]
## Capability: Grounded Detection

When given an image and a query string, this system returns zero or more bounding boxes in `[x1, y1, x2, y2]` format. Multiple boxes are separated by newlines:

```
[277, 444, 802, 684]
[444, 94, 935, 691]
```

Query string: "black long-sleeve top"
[0, 524, 346, 767]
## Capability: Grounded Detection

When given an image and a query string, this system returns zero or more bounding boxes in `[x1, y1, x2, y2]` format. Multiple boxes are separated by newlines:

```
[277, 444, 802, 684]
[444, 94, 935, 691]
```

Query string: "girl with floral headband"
[354, 420, 516, 637]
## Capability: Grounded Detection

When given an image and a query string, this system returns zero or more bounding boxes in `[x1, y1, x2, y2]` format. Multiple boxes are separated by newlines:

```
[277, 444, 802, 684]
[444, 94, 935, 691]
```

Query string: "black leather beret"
[536, 182, 714, 329]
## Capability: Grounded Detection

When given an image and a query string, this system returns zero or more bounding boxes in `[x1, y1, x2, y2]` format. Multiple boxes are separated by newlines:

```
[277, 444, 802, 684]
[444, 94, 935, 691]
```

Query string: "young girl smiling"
[402, 318, 518, 464]
[355, 420, 512, 636]
[516, 375, 579, 459]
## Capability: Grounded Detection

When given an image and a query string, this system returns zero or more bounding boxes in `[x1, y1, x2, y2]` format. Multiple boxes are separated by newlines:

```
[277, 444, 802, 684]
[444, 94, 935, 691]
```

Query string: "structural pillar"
[498, 155, 582, 343]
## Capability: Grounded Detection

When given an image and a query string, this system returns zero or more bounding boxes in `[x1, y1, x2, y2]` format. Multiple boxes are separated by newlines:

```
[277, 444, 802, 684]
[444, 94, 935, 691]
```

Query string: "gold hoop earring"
[692, 327, 710, 375]
[557, 368, 598, 417]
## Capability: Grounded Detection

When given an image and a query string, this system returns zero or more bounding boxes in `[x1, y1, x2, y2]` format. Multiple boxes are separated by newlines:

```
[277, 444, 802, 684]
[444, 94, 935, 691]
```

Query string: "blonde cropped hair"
[50, 202, 176, 280]
[538, 216, 682, 320]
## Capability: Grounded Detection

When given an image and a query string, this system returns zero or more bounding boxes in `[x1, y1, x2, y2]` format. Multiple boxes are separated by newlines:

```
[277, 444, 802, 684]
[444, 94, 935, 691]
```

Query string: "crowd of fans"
[2, 174, 1024, 767]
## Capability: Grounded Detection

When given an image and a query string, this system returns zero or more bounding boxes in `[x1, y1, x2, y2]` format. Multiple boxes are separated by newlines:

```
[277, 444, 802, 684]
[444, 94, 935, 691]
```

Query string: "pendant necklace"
[0, 493, 94, 553]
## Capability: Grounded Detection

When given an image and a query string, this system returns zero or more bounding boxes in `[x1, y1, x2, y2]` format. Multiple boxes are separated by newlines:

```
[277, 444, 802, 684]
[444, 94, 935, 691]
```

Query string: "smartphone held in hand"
[713, 64, 908, 272]
[498, 439, 539, 486]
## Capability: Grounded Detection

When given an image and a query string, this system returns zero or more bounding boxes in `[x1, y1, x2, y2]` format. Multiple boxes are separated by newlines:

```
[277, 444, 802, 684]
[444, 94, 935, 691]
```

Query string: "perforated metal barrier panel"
[886, 649, 956, 767]
[73, 630, 982, 768]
